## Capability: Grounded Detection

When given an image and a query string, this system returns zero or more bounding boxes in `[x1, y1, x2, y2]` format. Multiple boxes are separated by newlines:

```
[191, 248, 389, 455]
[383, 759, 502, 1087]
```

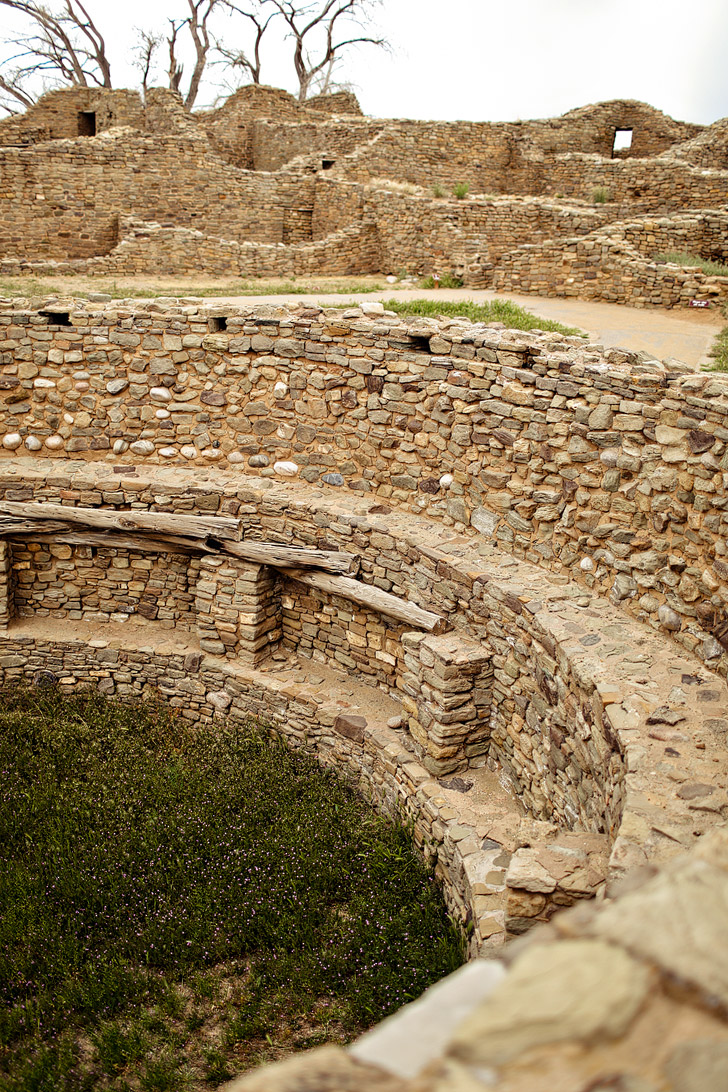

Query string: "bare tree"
[133, 28, 160, 98]
[0, 0, 112, 112]
[267, 0, 384, 101]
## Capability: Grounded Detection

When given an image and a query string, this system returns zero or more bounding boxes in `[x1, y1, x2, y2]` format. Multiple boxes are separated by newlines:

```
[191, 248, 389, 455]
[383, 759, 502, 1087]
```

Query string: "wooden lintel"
[220, 538, 359, 575]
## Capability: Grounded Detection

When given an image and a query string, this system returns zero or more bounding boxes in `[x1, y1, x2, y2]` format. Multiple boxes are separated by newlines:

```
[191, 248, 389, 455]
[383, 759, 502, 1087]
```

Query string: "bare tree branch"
[214, 0, 276, 86]
[266, 0, 384, 101]
[133, 28, 160, 98]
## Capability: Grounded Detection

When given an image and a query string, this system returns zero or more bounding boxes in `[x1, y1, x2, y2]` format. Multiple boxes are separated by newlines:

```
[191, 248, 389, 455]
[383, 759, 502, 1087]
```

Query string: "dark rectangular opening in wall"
[78, 111, 97, 137]
[39, 310, 72, 327]
[209, 316, 228, 332]
[321, 158, 336, 170]
[612, 128, 633, 156]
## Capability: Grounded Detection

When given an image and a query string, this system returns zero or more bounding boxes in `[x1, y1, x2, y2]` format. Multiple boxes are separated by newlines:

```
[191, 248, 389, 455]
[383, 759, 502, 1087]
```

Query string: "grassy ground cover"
[0, 686, 464, 1092]
[0, 277, 385, 301]
[380, 297, 586, 336]
[655, 251, 728, 278]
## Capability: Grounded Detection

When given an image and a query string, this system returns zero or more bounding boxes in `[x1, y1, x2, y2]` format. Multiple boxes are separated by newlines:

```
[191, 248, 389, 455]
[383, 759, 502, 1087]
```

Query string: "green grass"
[591, 187, 611, 204]
[380, 297, 587, 336]
[452, 182, 470, 200]
[706, 305, 728, 372]
[0, 686, 464, 1091]
[655, 251, 728, 278]
[419, 273, 464, 289]
[0, 279, 385, 301]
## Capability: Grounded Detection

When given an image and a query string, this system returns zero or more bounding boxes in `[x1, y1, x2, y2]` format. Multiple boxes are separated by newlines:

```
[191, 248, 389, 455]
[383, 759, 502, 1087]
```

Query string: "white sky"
[2, 0, 727, 124]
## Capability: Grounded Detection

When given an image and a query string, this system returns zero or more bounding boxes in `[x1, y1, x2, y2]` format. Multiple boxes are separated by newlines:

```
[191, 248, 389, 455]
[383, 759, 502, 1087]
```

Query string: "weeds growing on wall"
[591, 187, 611, 204]
[452, 182, 470, 199]
[655, 252, 728, 278]
[0, 686, 464, 1091]
[381, 297, 587, 336]
[431, 183, 446, 198]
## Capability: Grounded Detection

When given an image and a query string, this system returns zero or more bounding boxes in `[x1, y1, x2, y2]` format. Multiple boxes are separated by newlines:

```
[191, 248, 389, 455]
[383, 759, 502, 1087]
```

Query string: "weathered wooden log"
[10, 530, 212, 555]
[219, 538, 358, 575]
[279, 567, 444, 632]
[1, 515, 358, 577]
[0, 501, 240, 539]
[0, 518, 71, 535]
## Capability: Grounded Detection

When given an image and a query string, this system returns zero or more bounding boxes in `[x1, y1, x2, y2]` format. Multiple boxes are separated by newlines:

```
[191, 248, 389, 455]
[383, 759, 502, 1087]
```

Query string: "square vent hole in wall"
[39, 310, 71, 327]
[612, 128, 633, 155]
[209, 316, 228, 332]
[78, 111, 96, 137]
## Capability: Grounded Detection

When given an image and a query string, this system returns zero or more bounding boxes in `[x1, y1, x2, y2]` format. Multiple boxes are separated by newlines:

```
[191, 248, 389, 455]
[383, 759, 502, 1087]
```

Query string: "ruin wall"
[0, 133, 316, 260]
[1, 302, 728, 675]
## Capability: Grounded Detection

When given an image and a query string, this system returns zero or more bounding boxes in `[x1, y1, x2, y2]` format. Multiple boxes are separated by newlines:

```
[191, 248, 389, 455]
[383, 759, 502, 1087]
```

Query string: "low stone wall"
[486, 210, 728, 306]
[229, 827, 728, 1092]
[0, 217, 381, 279]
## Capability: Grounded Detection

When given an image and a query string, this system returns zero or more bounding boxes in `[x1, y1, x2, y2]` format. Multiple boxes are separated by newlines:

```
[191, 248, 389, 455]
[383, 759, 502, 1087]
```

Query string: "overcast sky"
[2, 0, 727, 124]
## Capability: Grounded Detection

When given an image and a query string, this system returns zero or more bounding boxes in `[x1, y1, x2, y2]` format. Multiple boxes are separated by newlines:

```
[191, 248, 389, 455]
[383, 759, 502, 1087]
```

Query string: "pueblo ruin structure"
[1, 89, 728, 1091]
[0, 85, 727, 306]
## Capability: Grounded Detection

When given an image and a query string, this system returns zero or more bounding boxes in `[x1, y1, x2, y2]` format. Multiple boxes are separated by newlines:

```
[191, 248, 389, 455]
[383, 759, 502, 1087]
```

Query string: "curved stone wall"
[1, 301, 727, 674]
[1, 461, 726, 907]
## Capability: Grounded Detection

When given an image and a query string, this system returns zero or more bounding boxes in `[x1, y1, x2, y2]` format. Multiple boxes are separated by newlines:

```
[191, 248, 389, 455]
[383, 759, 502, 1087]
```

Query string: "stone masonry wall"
[0, 132, 316, 260]
[2, 461, 726, 883]
[10, 541, 199, 628]
[1, 302, 727, 674]
[280, 577, 407, 692]
[487, 210, 728, 306]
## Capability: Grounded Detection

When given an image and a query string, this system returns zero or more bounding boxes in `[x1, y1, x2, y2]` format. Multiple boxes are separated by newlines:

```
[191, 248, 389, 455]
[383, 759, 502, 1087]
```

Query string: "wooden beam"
[219, 538, 358, 575]
[279, 567, 443, 632]
[10, 530, 212, 555]
[0, 500, 240, 539]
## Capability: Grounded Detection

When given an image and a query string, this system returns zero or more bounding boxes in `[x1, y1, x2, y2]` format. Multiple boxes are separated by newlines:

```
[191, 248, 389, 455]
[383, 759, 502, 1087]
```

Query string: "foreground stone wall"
[1, 301, 727, 672]
[227, 827, 728, 1092]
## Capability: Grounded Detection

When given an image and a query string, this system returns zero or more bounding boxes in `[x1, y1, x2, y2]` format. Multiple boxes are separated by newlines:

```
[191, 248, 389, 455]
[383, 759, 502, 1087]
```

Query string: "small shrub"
[452, 181, 470, 199]
[420, 273, 464, 289]
[592, 186, 611, 204]
[432, 183, 446, 198]
[706, 305, 728, 372]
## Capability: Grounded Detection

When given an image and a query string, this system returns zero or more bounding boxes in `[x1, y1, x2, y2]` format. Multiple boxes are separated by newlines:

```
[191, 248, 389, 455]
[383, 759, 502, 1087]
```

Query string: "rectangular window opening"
[612, 128, 633, 155]
[209, 316, 228, 332]
[78, 111, 97, 137]
[321, 158, 336, 170]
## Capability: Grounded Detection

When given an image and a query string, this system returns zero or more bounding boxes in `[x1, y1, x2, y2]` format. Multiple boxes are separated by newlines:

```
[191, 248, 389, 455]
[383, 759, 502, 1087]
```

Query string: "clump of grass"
[706, 305, 728, 372]
[431, 183, 446, 198]
[655, 251, 728, 278]
[420, 273, 464, 289]
[591, 186, 611, 204]
[0, 686, 464, 1090]
[381, 296, 586, 336]
[452, 182, 470, 200]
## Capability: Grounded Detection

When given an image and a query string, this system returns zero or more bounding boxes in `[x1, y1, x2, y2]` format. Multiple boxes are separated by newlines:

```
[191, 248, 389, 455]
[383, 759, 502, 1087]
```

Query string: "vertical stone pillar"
[195, 556, 281, 663]
[0, 541, 13, 632]
[400, 631, 492, 776]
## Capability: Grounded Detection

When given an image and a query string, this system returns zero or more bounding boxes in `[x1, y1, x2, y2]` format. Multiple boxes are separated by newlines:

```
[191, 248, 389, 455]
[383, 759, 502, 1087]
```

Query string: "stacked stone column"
[400, 631, 493, 776]
[195, 556, 281, 663]
[0, 541, 13, 631]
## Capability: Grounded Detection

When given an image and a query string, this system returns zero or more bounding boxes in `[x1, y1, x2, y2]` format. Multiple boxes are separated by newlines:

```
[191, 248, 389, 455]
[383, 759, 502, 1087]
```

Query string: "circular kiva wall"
[0, 457, 726, 952]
